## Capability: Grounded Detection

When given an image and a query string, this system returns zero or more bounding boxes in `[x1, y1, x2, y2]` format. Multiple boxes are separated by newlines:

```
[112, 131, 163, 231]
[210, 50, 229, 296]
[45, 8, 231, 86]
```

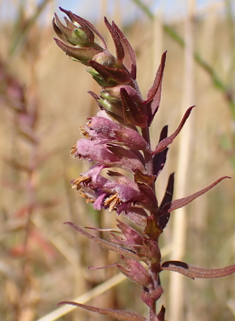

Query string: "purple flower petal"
[83, 115, 149, 151]
[71, 139, 119, 163]
[94, 193, 106, 210]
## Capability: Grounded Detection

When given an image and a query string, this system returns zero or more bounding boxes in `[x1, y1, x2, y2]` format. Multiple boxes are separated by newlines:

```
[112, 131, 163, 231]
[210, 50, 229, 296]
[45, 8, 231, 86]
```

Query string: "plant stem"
[149, 304, 156, 321]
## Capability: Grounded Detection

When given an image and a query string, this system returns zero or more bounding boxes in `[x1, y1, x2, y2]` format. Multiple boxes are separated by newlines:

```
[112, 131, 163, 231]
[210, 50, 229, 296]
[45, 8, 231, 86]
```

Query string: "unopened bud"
[93, 52, 117, 67]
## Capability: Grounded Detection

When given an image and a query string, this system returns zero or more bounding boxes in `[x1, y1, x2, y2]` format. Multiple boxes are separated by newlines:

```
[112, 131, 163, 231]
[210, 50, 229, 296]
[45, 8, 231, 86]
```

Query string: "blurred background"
[0, 0, 235, 320]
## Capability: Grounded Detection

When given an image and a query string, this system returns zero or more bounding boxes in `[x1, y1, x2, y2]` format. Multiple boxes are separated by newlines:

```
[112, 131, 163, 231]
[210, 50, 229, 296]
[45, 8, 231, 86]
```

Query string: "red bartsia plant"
[53, 8, 235, 320]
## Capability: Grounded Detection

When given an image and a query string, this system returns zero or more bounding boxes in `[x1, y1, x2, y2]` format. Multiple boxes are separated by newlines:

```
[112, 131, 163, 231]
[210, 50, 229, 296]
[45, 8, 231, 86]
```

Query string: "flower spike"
[53, 8, 235, 320]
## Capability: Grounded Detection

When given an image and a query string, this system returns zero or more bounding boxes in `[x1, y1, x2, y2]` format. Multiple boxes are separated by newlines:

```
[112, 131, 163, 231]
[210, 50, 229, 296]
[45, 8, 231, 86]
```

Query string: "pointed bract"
[104, 18, 125, 65]
[64, 222, 142, 261]
[158, 173, 174, 230]
[59, 7, 107, 48]
[58, 301, 147, 321]
[54, 38, 101, 65]
[89, 60, 131, 85]
[117, 255, 151, 286]
[153, 125, 168, 177]
[120, 87, 147, 128]
[146, 52, 167, 125]
[161, 260, 235, 280]
[112, 21, 137, 79]
[141, 286, 163, 307]
[153, 106, 195, 154]
[160, 176, 230, 214]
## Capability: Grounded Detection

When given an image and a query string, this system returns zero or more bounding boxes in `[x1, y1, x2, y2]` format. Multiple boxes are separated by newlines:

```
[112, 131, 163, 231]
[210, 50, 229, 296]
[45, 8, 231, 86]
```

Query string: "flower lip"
[83, 115, 150, 151]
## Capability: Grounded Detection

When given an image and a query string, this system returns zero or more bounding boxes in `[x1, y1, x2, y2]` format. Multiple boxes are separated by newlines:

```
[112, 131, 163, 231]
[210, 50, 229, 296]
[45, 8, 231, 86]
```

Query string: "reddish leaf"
[161, 260, 235, 279]
[134, 169, 156, 186]
[89, 60, 131, 84]
[104, 18, 124, 64]
[153, 125, 168, 177]
[156, 305, 166, 321]
[59, 7, 107, 48]
[64, 222, 143, 262]
[141, 286, 163, 307]
[111, 21, 137, 79]
[117, 219, 143, 241]
[54, 38, 100, 65]
[125, 207, 148, 227]
[53, 14, 72, 44]
[160, 173, 174, 210]
[146, 52, 167, 125]
[88, 90, 99, 100]
[158, 173, 174, 230]
[144, 215, 162, 241]
[120, 87, 147, 128]
[160, 176, 230, 213]
[58, 301, 147, 321]
[137, 182, 158, 210]
[117, 255, 151, 286]
[59, 8, 95, 44]
[107, 144, 145, 172]
[153, 106, 195, 154]
[88, 91, 106, 111]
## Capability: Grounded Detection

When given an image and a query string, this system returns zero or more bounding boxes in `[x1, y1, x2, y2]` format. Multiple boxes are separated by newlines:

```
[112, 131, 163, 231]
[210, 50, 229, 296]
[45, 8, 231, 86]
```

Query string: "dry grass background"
[0, 0, 235, 320]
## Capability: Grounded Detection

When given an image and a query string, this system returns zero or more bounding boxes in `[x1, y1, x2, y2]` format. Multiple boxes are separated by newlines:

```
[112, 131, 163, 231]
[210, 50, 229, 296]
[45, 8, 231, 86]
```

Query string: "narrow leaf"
[146, 51, 167, 125]
[58, 301, 147, 321]
[89, 60, 131, 84]
[144, 215, 162, 241]
[112, 21, 137, 79]
[53, 15, 72, 44]
[125, 207, 148, 227]
[141, 286, 163, 307]
[157, 305, 166, 321]
[59, 7, 107, 48]
[153, 125, 168, 177]
[120, 87, 147, 127]
[161, 260, 235, 279]
[64, 10, 95, 44]
[160, 173, 174, 210]
[153, 106, 195, 154]
[158, 173, 174, 230]
[137, 183, 158, 209]
[104, 18, 124, 64]
[64, 222, 143, 261]
[161, 176, 230, 213]
[134, 169, 156, 186]
[54, 38, 100, 64]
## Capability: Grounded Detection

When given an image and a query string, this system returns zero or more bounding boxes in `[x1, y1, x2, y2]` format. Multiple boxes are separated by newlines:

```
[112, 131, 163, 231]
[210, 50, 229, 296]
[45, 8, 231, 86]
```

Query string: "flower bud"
[97, 98, 123, 117]
[53, 8, 106, 65]
[93, 52, 117, 68]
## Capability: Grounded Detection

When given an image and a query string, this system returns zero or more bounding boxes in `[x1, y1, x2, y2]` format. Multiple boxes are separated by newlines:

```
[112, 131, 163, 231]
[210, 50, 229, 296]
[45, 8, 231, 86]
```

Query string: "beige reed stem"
[168, 1, 195, 320]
